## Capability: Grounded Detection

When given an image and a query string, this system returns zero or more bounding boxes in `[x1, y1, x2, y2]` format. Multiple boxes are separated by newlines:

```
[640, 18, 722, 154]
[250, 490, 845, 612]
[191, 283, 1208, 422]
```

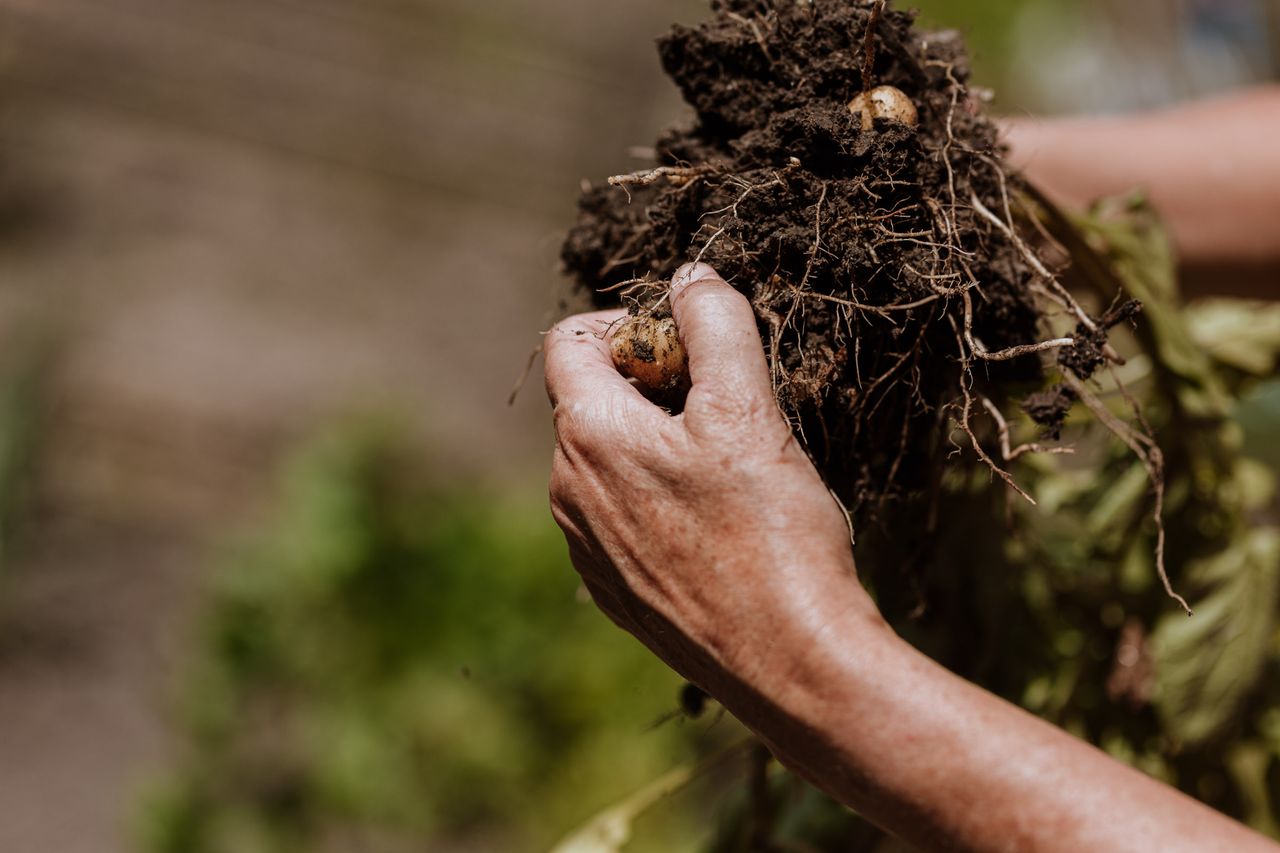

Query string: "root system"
[561, 0, 1179, 608]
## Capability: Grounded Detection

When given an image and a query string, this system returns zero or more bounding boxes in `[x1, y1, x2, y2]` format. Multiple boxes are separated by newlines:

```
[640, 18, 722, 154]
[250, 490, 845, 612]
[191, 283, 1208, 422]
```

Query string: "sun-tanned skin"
[546, 88, 1280, 852]
[1006, 86, 1280, 299]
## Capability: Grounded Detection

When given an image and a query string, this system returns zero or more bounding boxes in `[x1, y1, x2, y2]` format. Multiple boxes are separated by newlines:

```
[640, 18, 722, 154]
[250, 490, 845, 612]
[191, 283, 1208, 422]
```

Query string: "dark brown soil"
[561, 0, 1098, 518]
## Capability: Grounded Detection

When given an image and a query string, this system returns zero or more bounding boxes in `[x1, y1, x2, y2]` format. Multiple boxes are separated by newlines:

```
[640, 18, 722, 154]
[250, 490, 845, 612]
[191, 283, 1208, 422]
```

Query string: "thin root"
[949, 316, 1036, 505]
[507, 342, 544, 407]
[608, 165, 717, 201]
[1062, 371, 1191, 616]
[980, 396, 1073, 462]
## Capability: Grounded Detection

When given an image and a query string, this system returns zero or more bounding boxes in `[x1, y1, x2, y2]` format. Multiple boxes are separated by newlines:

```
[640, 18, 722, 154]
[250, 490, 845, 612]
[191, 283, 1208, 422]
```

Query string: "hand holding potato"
[544, 262, 1275, 853]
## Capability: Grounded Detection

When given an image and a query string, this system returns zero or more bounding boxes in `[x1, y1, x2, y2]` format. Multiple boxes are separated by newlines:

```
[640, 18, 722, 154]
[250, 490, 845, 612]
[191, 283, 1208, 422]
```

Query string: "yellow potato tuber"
[848, 85, 919, 131]
[610, 314, 690, 396]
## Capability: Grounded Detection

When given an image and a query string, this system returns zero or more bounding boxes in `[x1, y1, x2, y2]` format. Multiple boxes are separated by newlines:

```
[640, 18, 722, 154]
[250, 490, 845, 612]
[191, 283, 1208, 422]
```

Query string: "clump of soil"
[562, 0, 1120, 520]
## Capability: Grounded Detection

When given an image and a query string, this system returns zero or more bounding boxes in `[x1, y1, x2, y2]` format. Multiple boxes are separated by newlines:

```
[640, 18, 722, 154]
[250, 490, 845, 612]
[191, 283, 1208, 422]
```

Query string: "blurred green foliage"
[140, 423, 728, 853]
[911, 0, 1024, 69]
[907, 0, 1066, 105]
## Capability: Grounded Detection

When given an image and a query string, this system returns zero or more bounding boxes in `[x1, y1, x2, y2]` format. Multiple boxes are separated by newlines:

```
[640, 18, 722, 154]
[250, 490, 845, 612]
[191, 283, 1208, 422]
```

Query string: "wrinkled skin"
[547, 262, 874, 700]
[544, 262, 1276, 853]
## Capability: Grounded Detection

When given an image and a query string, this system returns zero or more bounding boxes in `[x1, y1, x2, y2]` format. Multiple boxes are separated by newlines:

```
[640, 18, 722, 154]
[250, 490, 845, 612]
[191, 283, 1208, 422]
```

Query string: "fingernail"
[671, 262, 720, 292]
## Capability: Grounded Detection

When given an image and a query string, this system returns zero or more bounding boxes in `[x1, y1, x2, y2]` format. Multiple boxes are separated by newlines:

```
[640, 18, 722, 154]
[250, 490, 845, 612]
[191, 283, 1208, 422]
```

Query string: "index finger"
[669, 263, 774, 408]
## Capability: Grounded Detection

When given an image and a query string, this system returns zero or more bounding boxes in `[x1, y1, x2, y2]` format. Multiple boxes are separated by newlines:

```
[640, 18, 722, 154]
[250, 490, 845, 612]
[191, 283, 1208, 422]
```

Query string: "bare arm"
[1004, 87, 1280, 298]
[545, 263, 1278, 852]
[752, 599, 1271, 851]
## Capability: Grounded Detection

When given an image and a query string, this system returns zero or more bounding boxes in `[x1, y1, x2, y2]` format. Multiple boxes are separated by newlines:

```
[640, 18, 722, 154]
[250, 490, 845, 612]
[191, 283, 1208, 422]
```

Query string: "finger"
[544, 309, 642, 411]
[668, 263, 773, 408]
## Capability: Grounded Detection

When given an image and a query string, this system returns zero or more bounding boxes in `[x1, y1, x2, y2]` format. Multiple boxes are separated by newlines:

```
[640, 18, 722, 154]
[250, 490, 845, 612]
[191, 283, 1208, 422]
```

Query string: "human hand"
[545, 263, 880, 705]
[546, 265, 1280, 853]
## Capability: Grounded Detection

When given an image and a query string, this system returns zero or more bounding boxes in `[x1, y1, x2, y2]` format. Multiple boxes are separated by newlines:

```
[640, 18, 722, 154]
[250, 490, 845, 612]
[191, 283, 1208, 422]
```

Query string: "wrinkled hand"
[545, 263, 875, 701]
[546, 264, 1280, 852]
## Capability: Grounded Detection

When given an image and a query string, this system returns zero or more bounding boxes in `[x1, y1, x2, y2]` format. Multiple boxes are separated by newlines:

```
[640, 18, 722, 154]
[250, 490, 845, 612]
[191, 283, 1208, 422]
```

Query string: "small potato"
[848, 85, 919, 131]
[610, 314, 691, 396]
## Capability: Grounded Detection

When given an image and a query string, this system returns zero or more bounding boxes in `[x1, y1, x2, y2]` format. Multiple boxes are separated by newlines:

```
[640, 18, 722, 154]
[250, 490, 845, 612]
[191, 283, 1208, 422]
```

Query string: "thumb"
[669, 263, 773, 409]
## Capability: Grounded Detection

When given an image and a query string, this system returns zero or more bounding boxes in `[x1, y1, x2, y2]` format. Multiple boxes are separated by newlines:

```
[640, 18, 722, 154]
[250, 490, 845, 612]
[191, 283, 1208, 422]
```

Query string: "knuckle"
[552, 400, 603, 450]
[708, 386, 770, 420]
[555, 395, 658, 454]
[551, 402, 581, 442]
[691, 390, 787, 441]
[680, 280, 750, 317]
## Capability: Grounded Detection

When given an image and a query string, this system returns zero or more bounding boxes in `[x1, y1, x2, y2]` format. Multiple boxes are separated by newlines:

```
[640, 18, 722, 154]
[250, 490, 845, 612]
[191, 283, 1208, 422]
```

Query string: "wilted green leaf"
[1153, 528, 1280, 746]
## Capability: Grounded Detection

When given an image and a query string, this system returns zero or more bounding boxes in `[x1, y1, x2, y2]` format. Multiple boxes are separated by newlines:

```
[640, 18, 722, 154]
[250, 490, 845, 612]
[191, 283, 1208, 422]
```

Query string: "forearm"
[1004, 87, 1280, 297]
[727, 586, 1273, 852]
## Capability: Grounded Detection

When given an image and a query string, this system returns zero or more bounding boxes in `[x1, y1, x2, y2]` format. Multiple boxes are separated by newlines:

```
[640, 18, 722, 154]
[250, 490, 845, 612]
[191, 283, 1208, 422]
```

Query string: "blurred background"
[0, 1, 1275, 851]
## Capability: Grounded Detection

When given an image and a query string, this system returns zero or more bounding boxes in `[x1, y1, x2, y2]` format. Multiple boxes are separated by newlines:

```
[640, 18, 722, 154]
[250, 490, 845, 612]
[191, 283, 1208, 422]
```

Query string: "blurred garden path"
[0, 1, 693, 849]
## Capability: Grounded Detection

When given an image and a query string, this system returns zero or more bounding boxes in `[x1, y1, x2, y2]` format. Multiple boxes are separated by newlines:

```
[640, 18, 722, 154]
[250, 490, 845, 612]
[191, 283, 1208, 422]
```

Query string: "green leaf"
[1153, 527, 1280, 746]
[1185, 299, 1280, 377]
[1084, 460, 1148, 544]
[1226, 742, 1280, 838]
[1074, 195, 1232, 419]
